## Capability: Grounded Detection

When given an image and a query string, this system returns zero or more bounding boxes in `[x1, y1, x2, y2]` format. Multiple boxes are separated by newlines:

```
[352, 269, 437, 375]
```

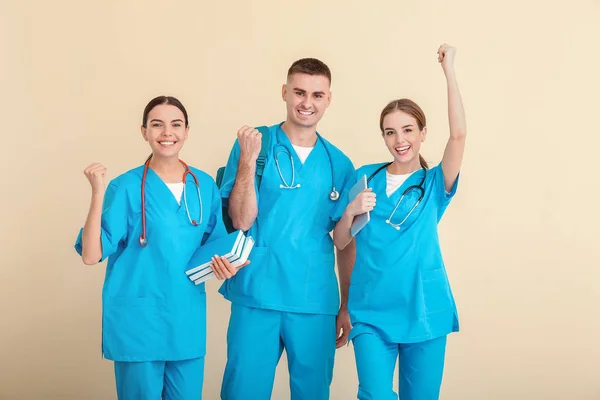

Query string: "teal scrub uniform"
[341, 162, 460, 400]
[74, 164, 227, 399]
[218, 122, 355, 400]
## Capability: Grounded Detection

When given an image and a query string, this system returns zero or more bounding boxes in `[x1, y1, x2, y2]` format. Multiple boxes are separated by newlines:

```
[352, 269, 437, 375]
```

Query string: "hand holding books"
[185, 230, 255, 285]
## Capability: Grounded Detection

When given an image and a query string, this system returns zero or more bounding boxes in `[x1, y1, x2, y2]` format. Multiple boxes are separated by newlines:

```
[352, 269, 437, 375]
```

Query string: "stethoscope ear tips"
[139, 235, 148, 247]
[191, 220, 198, 226]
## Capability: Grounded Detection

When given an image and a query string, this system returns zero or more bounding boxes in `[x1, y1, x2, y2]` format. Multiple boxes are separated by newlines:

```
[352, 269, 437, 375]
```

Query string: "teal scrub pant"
[352, 334, 447, 400]
[114, 357, 205, 399]
[220, 304, 336, 400]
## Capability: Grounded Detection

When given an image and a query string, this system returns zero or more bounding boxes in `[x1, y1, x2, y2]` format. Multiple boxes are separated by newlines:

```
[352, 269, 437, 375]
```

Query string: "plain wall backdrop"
[1, 0, 599, 398]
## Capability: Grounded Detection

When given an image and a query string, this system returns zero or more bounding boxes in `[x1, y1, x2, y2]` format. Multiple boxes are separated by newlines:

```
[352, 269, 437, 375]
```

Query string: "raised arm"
[229, 126, 262, 231]
[438, 44, 467, 192]
[81, 163, 106, 265]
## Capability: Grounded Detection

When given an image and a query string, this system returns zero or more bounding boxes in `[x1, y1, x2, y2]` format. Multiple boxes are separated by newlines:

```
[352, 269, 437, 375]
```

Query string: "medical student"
[217, 58, 356, 400]
[74, 96, 244, 399]
[333, 44, 466, 400]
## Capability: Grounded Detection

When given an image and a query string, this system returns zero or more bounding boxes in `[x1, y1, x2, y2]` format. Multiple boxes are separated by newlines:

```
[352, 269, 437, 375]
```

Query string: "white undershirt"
[165, 182, 184, 205]
[386, 171, 417, 197]
[292, 144, 314, 164]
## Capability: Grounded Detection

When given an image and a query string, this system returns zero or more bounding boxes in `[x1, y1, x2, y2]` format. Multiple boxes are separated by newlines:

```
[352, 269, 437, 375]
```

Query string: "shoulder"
[425, 162, 444, 181]
[106, 166, 144, 192]
[318, 135, 354, 170]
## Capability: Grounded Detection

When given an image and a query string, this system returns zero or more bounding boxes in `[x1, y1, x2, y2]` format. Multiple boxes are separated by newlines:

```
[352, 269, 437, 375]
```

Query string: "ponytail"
[419, 154, 429, 169]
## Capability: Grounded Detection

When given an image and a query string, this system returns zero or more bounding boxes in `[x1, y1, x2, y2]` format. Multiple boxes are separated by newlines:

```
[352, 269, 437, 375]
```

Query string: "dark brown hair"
[380, 99, 429, 169]
[142, 96, 189, 128]
[142, 96, 188, 162]
[287, 58, 332, 86]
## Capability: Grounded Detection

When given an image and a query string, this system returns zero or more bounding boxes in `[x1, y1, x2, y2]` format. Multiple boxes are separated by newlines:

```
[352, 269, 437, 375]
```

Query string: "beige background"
[1, 0, 599, 399]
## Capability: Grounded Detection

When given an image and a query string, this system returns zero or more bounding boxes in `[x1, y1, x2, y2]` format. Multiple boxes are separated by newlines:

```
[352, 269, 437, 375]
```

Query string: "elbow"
[229, 208, 256, 232]
[231, 217, 253, 232]
[81, 256, 99, 265]
[81, 249, 100, 265]
[333, 233, 348, 251]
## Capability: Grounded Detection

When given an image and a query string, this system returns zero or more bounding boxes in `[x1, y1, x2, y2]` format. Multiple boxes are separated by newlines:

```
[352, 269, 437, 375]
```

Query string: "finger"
[210, 264, 223, 280]
[84, 163, 100, 174]
[91, 167, 106, 177]
[220, 256, 237, 277]
[237, 125, 250, 136]
[336, 327, 349, 348]
[242, 126, 255, 137]
[211, 256, 225, 280]
[238, 260, 251, 269]
[215, 256, 233, 279]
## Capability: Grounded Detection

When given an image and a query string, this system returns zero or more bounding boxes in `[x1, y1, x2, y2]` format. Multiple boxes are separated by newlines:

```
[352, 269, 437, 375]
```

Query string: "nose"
[300, 96, 312, 109]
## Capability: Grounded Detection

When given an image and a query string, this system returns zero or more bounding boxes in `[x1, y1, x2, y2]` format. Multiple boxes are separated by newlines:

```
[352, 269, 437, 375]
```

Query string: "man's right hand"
[237, 125, 262, 164]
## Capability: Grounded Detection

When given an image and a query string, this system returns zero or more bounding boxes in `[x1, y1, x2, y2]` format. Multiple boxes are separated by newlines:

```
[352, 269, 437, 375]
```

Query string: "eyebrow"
[149, 119, 184, 124]
[384, 124, 414, 130]
[293, 88, 326, 96]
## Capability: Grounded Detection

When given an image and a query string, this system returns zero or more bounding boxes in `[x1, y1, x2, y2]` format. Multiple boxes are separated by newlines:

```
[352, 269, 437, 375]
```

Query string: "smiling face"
[382, 110, 426, 166]
[282, 72, 331, 129]
[141, 104, 189, 159]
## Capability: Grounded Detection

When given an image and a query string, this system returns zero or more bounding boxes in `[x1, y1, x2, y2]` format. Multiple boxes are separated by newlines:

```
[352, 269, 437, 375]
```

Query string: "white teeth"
[160, 141, 175, 145]
[396, 146, 410, 151]
[299, 110, 314, 115]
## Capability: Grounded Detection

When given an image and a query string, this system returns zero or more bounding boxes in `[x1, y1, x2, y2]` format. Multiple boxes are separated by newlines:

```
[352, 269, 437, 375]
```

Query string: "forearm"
[337, 240, 356, 308]
[81, 191, 104, 265]
[445, 70, 467, 140]
[228, 157, 258, 231]
[333, 210, 355, 250]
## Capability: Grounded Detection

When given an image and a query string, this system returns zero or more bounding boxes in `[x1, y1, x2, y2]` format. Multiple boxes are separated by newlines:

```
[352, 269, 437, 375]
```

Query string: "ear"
[420, 126, 427, 142]
[184, 125, 190, 140]
[281, 84, 287, 102]
[326, 90, 332, 108]
[141, 125, 148, 141]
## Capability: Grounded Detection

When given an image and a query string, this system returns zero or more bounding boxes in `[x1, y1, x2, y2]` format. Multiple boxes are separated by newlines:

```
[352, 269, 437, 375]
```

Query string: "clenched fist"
[437, 43, 456, 75]
[83, 163, 107, 194]
[237, 125, 262, 163]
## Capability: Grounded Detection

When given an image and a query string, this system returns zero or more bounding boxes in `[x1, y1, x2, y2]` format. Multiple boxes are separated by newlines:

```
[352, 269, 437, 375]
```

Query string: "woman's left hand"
[437, 43, 456, 74]
[210, 256, 250, 280]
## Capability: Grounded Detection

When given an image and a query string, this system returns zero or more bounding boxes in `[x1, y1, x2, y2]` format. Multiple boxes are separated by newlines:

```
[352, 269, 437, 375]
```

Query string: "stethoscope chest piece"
[330, 189, 339, 201]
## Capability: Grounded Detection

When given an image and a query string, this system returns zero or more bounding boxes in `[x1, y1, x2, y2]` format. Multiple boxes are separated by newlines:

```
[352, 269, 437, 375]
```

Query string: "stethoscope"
[367, 162, 427, 230]
[273, 128, 339, 201]
[139, 157, 203, 247]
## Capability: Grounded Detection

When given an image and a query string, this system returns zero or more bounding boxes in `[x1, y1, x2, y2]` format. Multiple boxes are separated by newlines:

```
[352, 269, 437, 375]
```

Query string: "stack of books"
[185, 230, 255, 285]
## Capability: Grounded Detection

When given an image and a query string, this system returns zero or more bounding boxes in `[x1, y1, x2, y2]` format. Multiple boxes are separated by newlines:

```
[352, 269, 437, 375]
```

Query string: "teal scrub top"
[342, 162, 460, 344]
[74, 164, 227, 362]
[218, 123, 355, 315]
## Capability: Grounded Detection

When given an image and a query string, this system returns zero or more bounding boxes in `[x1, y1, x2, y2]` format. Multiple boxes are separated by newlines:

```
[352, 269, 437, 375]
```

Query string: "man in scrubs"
[217, 58, 356, 400]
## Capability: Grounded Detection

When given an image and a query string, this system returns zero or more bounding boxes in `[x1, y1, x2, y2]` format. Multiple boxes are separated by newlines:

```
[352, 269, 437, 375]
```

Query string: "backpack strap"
[254, 126, 270, 189]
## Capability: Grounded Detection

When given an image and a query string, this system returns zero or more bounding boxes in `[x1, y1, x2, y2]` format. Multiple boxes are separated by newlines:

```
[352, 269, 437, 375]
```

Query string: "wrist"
[91, 188, 105, 199]
[444, 68, 457, 80]
[239, 155, 257, 168]
[344, 208, 356, 219]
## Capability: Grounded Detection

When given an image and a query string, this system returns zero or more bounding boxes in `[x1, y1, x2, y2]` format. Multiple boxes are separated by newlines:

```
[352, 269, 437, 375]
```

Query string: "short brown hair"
[287, 58, 331, 85]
